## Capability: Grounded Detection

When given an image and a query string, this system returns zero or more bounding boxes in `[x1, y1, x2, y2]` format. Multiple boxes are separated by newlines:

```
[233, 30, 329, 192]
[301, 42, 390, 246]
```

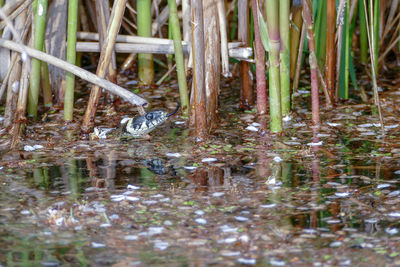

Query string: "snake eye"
[145, 113, 153, 120]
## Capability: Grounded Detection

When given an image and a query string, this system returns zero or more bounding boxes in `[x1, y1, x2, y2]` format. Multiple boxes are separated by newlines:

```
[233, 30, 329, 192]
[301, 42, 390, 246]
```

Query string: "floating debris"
[212, 192, 225, 197]
[202, 157, 218, 163]
[234, 216, 249, 222]
[388, 212, 400, 217]
[91, 242, 106, 248]
[195, 218, 207, 225]
[327, 122, 342, 127]
[237, 258, 257, 265]
[245, 125, 259, 132]
[127, 184, 140, 190]
[166, 152, 181, 158]
[184, 166, 197, 170]
[273, 156, 283, 162]
[377, 184, 391, 189]
[24, 144, 44, 151]
[307, 141, 323, 146]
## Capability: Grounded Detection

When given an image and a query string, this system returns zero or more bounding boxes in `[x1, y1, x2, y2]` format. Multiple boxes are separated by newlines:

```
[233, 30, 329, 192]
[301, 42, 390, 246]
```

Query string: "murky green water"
[1, 90, 400, 266]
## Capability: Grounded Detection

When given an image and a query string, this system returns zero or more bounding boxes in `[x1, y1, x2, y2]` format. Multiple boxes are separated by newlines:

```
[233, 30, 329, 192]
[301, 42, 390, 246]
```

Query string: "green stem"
[359, 0, 368, 64]
[137, 0, 154, 85]
[280, 0, 290, 117]
[64, 0, 79, 121]
[28, 0, 48, 119]
[168, 0, 189, 116]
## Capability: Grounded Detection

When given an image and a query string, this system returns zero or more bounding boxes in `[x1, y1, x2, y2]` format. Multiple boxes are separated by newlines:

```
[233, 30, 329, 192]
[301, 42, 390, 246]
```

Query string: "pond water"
[1, 87, 400, 266]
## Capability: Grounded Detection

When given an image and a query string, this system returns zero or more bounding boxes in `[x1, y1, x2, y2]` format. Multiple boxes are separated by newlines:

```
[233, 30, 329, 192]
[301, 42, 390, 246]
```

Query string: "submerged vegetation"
[0, 0, 400, 265]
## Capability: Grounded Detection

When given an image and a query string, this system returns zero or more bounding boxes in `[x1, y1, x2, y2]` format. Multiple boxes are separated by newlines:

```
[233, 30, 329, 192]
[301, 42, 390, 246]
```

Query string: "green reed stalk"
[28, 0, 48, 119]
[314, 0, 327, 67]
[0, 0, 3, 36]
[265, 0, 282, 132]
[229, 1, 238, 40]
[280, 0, 290, 117]
[373, 0, 379, 72]
[137, 0, 154, 85]
[359, 0, 368, 64]
[64, 0, 78, 121]
[40, 45, 52, 107]
[168, 0, 189, 116]
[339, 2, 350, 99]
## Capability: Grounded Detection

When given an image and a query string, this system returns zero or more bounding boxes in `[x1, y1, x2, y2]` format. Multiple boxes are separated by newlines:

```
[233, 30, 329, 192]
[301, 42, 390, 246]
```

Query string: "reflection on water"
[1, 142, 400, 266]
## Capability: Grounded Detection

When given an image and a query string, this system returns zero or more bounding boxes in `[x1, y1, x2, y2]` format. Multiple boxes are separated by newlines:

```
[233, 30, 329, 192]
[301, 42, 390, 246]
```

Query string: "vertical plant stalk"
[292, 21, 305, 94]
[137, 0, 154, 84]
[303, 0, 320, 127]
[265, 0, 282, 132]
[82, 0, 128, 133]
[217, 0, 231, 78]
[250, 0, 267, 116]
[28, 0, 48, 119]
[238, 0, 253, 110]
[64, 0, 78, 121]
[279, 0, 290, 117]
[314, 0, 327, 68]
[373, 0, 379, 72]
[182, 0, 191, 70]
[203, 0, 221, 127]
[363, 0, 384, 130]
[325, 0, 336, 103]
[359, 0, 368, 64]
[191, 0, 207, 140]
[289, 0, 303, 80]
[335, 0, 345, 101]
[168, 0, 189, 116]
[40, 50, 52, 107]
[339, 1, 350, 99]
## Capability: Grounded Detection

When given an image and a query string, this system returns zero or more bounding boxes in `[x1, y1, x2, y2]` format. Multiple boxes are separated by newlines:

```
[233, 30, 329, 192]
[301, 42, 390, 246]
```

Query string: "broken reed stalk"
[137, 0, 154, 84]
[289, 0, 302, 80]
[191, 0, 207, 141]
[82, 0, 128, 133]
[238, 0, 253, 110]
[217, 0, 231, 78]
[265, 0, 282, 132]
[250, 0, 267, 115]
[28, 0, 48, 120]
[203, 0, 220, 127]
[303, 0, 320, 127]
[167, 0, 189, 116]
[64, 0, 78, 121]
[0, 38, 148, 107]
[325, 0, 336, 103]
[279, 0, 290, 117]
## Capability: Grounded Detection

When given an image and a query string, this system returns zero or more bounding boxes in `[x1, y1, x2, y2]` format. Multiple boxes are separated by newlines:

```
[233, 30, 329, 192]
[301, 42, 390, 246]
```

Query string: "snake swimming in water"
[120, 102, 180, 138]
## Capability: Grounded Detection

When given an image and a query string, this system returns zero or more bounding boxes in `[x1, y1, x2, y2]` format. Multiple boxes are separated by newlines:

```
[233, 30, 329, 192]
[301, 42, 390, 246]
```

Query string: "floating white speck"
[202, 158, 217, 163]
[235, 216, 249, 222]
[125, 80, 138, 85]
[21, 52, 28, 62]
[20, 210, 30, 215]
[143, 200, 157, 205]
[152, 194, 164, 198]
[34, 145, 44, 149]
[317, 133, 331, 137]
[212, 192, 225, 197]
[110, 195, 125, 202]
[358, 123, 374, 127]
[260, 203, 277, 209]
[124, 235, 139, 241]
[283, 141, 301, 145]
[377, 183, 391, 189]
[326, 219, 341, 224]
[270, 259, 286, 266]
[330, 241, 342, 247]
[239, 235, 249, 243]
[385, 124, 399, 129]
[153, 240, 169, 250]
[109, 214, 119, 220]
[174, 121, 185, 125]
[100, 223, 111, 228]
[238, 258, 257, 265]
[220, 250, 241, 257]
[166, 152, 181, 158]
[385, 227, 399, 235]
[245, 125, 258, 132]
[250, 122, 261, 127]
[282, 115, 291, 122]
[93, 127, 113, 139]
[388, 212, 400, 217]
[293, 122, 306, 127]
[388, 190, 400, 197]
[195, 210, 205, 216]
[220, 225, 238, 233]
[364, 218, 378, 223]
[126, 196, 140, 202]
[302, 228, 317, 234]
[360, 132, 375, 136]
[148, 227, 164, 235]
[160, 197, 170, 202]
[394, 170, 400, 174]
[184, 166, 197, 170]
[327, 122, 342, 127]
[273, 156, 283, 162]
[127, 184, 140, 190]
[24, 145, 39, 151]
[195, 218, 207, 225]
[297, 90, 310, 94]
[224, 237, 237, 243]
[91, 242, 106, 248]
[335, 192, 350, 197]
[266, 176, 276, 185]
[307, 141, 323, 146]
